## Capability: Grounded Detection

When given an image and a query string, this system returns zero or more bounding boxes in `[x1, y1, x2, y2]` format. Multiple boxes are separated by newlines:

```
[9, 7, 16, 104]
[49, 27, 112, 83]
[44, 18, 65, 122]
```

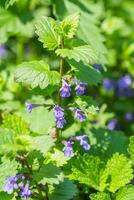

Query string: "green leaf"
[69, 154, 104, 190]
[56, 45, 99, 65]
[69, 60, 102, 86]
[52, 0, 107, 65]
[128, 136, 134, 165]
[20, 106, 55, 135]
[5, 0, 18, 8]
[47, 148, 69, 167]
[30, 135, 54, 154]
[2, 114, 30, 135]
[32, 163, 64, 185]
[35, 16, 59, 50]
[88, 128, 129, 161]
[0, 157, 18, 190]
[49, 179, 77, 200]
[60, 12, 80, 38]
[15, 60, 60, 89]
[100, 153, 133, 192]
[116, 185, 134, 200]
[90, 192, 111, 200]
[0, 192, 14, 200]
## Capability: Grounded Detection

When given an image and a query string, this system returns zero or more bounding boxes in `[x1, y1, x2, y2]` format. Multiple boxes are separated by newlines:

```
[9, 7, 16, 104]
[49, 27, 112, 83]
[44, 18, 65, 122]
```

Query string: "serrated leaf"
[116, 185, 134, 200]
[35, 16, 59, 50]
[52, 0, 107, 65]
[69, 154, 104, 190]
[128, 136, 134, 165]
[32, 163, 64, 185]
[56, 45, 98, 65]
[0, 157, 18, 190]
[5, 0, 18, 8]
[49, 179, 77, 200]
[90, 192, 111, 200]
[69, 60, 102, 86]
[15, 60, 60, 89]
[2, 114, 30, 135]
[60, 12, 80, 38]
[100, 153, 133, 192]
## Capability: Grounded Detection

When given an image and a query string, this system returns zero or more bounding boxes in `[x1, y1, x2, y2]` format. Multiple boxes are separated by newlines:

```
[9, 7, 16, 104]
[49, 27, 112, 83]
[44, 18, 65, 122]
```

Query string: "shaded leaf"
[49, 179, 77, 200]
[90, 192, 111, 200]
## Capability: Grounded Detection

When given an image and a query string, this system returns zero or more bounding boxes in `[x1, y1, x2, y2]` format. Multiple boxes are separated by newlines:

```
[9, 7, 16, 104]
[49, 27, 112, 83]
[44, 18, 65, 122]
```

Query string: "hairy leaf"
[32, 163, 64, 185]
[69, 154, 104, 190]
[35, 16, 59, 50]
[100, 153, 133, 192]
[52, 0, 107, 65]
[60, 12, 80, 38]
[116, 185, 134, 200]
[90, 192, 111, 200]
[56, 45, 99, 65]
[49, 179, 77, 200]
[2, 114, 30, 135]
[15, 60, 60, 89]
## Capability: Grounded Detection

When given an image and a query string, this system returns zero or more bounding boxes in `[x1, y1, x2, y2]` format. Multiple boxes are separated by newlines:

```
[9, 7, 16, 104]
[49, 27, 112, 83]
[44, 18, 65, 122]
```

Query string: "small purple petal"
[76, 135, 90, 150]
[25, 102, 41, 113]
[107, 119, 118, 130]
[20, 181, 32, 199]
[62, 140, 74, 157]
[60, 80, 71, 98]
[75, 80, 87, 95]
[117, 75, 132, 89]
[53, 105, 66, 128]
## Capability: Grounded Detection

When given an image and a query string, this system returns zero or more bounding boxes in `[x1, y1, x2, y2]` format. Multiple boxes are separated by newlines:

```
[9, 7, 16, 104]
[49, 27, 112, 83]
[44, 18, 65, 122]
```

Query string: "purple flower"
[20, 182, 32, 200]
[125, 112, 133, 122]
[103, 78, 115, 91]
[93, 64, 103, 71]
[3, 176, 18, 194]
[25, 102, 42, 113]
[76, 135, 90, 150]
[60, 80, 71, 98]
[75, 81, 87, 95]
[53, 105, 66, 128]
[0, 45, 7, 58]
[117, 75, 132, 89]
[70, 108, 86, 122]
[107, 119, 118, 130]
[62, 140, 74, 157]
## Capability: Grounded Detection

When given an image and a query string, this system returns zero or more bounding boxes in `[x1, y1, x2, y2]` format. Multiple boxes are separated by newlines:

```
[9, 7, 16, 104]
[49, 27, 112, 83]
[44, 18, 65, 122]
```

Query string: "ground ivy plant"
[1, 12, 134, 200]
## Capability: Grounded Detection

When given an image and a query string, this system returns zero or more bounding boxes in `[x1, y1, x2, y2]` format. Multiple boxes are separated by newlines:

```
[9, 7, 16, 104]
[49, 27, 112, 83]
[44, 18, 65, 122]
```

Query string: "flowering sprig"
[60, 80, 71, 98]
[62, 134, 90, 157]
[69, 107, 86, 122]
[3, 174, 32, 199]
[53, 105, 66, 128]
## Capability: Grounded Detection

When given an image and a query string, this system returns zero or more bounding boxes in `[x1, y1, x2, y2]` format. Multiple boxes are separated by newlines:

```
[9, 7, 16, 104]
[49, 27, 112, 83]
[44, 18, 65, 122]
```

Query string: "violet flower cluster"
[62, 135, 90, 157]
[3, 174, 32, 199]
[60, 79, 87, 98]
[53, 105, 66, 128]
